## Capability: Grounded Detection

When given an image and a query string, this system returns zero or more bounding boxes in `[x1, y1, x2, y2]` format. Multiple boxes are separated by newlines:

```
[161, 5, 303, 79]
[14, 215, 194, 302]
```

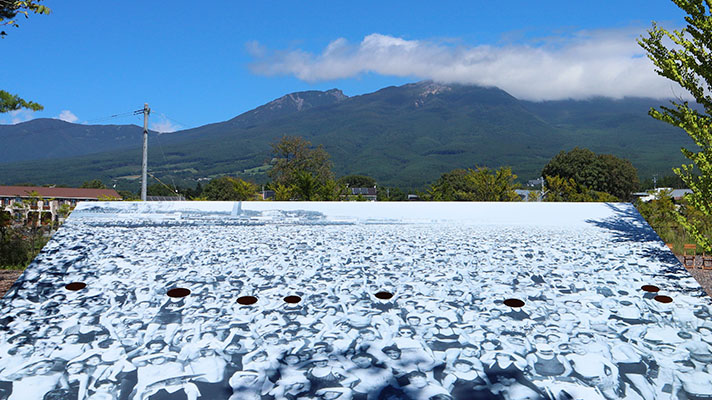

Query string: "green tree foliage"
[1, 0, 50, 36]
[636, 191, 712, 253]
[636, 189, 681, 237]
[80, 179, 107, 189]
[639, 0, 712, 250]
[117, 190, 139, 201]
[267, 135, 343, 201]
[0, 90, 43, 112]
[146, 183, 177, 197]
[185, 182, 203, 200]
[543, 175, 619, 202]
[203, 176, 258, 201]
[377, 187, 407, 201]
[640, 174, 688, 190]
[272, 183, 294, 201]
[428, 167, 521, 201]
[269, 136, 333, 187]
[1, 1, 49, 114]
[0, 222, 30, 268]
[337, 175, 376, 188]
[427, 169, 471, 201]
[317, 179, 345, 201]
[292, 171, 320, 201]
[541, 148, 639, 201]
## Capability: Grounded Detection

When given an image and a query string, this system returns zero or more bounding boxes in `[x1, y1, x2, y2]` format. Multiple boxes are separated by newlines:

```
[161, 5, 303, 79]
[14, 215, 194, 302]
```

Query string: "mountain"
[0, 119, 146, 163]
[0, 89, 348, 163]
[0, 81, 694, 188]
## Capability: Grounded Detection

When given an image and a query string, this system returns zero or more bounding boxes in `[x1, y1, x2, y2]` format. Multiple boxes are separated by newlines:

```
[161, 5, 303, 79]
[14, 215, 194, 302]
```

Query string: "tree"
[377, 186, 407, 201]
[202, 176, 258, 201]
[1, 1, 50, 113]
[269, 136, 333, 187]
[541, 148, 639, 201]
[543, 175, 618, 202]
[0, 90, 42, 112]
[638, 0, 712, 251]
[640, 174, 688, 190]
[426, 169, 471, 201]
[117, 190, 139, 201]
[1, 0, 50, 37]
[337, 175, 376, 188]
[81, 179, 107, 189]
[146, 183, 177, 197]
[292, 171, 320, 201]
[428, 167, 521, 201]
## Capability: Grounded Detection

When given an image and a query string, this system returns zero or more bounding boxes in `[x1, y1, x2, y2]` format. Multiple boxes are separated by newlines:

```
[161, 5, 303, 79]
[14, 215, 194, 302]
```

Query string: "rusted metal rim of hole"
[65, 282, 86, 291]
[284, 295, 301, 304]
[503, 298, 525, 308]
[641, 285, 660, 293]
[167, 288, 191, 298]
[654, 295, 673, 304]
[375, 291, 393, 300]
[237, 296, 258, 305]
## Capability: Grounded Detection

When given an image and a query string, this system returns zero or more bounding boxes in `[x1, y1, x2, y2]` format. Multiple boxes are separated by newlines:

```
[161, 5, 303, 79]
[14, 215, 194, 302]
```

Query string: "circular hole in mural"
[237, 296, 258, 305]
[284, 295, 302, 304]
[375, 291, 393, 300]
[641, 285, 660, 293]
[65, 282, 86, 291]
[503, 298, 525, 308]
[654, 295, 673, 304]
[167, 288, 191, 298]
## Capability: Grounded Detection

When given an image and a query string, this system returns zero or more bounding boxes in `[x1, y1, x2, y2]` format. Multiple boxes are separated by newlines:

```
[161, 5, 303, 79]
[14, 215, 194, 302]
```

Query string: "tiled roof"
[0, 186, 121, 200]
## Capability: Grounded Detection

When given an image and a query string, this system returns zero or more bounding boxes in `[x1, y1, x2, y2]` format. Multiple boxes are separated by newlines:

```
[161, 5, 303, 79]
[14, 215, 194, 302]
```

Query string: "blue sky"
[0, 0, 687, 130]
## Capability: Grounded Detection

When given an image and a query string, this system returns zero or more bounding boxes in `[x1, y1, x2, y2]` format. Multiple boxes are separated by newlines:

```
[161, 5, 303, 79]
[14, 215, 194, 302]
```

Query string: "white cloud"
[58, 110, 79, 123]
[150, 114, 182, 133]
[249, 30, 688, 101]
[0, 109, 35, 125]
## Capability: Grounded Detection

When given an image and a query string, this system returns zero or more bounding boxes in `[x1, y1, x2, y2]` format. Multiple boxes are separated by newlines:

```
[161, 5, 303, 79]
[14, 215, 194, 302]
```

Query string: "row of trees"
[125, 139, 638, 203]
[126, 136, 408, 202]
[89, 134, 645, 204]
[424, 147, 637, 202]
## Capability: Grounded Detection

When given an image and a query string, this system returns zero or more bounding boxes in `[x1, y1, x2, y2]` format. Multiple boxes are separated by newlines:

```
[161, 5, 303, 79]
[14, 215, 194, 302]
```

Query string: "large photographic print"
[0, 202, 710, 400]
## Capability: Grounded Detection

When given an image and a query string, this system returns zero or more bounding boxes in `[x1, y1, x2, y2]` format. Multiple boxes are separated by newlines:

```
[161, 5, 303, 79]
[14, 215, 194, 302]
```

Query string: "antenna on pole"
[135, 103, 151, 201]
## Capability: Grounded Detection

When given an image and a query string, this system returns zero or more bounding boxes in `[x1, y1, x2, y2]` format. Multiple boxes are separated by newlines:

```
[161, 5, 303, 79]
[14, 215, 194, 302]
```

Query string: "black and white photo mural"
[0, 201, 711, 400]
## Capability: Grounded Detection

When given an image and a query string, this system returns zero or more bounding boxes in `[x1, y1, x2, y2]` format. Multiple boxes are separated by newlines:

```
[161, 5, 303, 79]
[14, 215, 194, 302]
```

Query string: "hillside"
[0, 81, 694, 189]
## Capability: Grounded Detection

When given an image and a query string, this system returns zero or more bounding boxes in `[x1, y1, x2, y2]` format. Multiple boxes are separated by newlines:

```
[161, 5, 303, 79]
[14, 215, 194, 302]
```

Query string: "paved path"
[0, 270, 21, 298]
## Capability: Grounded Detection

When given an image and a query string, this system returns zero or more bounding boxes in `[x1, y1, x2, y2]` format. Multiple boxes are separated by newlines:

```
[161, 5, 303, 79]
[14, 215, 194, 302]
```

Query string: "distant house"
[261, 190, 276, 200]
[527, 178, 544, 188]
[345, 187, 377, 201]
[633, 187, 693, 203]
[0, 185, 122, 224]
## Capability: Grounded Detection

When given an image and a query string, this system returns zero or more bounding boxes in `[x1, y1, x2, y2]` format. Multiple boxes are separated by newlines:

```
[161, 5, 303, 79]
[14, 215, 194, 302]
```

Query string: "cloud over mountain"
[58, 110, 79, 123]
[150, 114, 181, 133]
[249, 29, 686, 101]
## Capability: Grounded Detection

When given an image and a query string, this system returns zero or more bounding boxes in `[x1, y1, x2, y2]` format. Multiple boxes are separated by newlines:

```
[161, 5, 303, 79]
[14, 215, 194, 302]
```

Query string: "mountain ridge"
[0, 81, 695, 188]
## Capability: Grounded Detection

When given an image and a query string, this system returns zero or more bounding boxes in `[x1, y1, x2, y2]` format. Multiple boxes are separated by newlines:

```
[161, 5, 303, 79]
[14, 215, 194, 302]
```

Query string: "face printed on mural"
[1, 202, 709, 400]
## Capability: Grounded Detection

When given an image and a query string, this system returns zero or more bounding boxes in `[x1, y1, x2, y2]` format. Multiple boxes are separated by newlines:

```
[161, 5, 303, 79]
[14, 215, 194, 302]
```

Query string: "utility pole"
[140, 103, 150, 201]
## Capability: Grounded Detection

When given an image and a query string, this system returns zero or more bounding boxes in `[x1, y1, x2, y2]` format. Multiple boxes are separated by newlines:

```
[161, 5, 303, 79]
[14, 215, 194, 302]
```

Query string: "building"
[346, 187, 377, 201]
[0, 185, 122, 225]
[633, 187, 693, 203]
